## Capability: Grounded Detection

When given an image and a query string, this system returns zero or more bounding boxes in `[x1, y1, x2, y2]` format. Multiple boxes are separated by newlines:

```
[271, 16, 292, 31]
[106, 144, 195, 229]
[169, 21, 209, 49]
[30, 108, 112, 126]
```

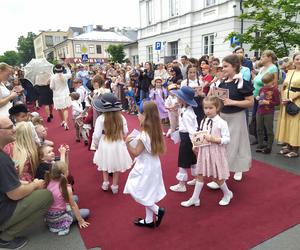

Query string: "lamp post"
[240, 0, 244, 47]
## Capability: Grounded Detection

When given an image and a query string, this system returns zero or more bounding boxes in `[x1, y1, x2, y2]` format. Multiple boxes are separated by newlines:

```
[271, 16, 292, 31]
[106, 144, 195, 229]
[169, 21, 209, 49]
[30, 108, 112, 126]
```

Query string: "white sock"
[145, 207, 154, 223]
[220, 182, 231, 196]
[148, 204, 159, 215]
[176, 168, 188, 183]
[191, 181, 203, 200]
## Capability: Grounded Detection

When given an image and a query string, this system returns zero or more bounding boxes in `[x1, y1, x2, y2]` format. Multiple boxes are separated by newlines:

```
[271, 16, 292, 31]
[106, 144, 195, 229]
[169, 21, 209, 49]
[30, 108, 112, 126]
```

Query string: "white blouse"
[178, 106, 197, 140]
[200, 115, 230, 145]
[0, 82, 12, 117]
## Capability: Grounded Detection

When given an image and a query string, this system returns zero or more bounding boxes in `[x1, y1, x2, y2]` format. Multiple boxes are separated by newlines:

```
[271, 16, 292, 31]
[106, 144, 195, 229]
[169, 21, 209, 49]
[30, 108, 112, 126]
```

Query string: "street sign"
[230, 36, 240, 47]
[81, 46, 87, 53]
[82, 54, 88, 62]
[155, 42, 161, 50]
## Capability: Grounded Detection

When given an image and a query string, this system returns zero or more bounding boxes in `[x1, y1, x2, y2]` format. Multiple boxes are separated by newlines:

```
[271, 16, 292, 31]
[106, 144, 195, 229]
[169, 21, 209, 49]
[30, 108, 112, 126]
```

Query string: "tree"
[106, 44, 126, 63]
[17, 32, 36, 64]
[0, 50, 20, 66]
[226, 0, 300, 58]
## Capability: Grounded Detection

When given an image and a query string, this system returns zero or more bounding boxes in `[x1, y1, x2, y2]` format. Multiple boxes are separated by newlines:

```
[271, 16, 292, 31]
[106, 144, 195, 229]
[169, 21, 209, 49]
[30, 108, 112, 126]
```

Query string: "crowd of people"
[0, 48, 299, 249]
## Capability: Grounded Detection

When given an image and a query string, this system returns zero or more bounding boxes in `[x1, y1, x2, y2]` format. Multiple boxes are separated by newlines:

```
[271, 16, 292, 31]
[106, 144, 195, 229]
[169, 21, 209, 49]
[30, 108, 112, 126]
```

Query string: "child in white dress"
[92, 93, 132, 194]
[124, 101, 166, 228]
[181, 96, 233, 207]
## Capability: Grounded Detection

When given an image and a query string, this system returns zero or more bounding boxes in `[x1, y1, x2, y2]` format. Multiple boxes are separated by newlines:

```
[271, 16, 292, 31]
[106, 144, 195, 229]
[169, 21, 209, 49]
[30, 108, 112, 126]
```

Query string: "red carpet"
[44, 109, 300, 250]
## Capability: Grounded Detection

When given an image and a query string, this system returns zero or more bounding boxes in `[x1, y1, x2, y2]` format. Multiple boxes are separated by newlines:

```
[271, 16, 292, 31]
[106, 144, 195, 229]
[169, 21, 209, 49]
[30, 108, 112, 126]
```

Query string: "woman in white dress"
[50, 64, 72, 130]
[124, 101, 166, 228]
[92, 93, 132, 194]
[0, 63, 17, 117]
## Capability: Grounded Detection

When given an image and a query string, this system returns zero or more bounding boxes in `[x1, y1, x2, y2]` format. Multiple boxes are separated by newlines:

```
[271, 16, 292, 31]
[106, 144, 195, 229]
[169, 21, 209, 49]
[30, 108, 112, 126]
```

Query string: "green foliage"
[17, 32, 36, 64]
[0, 50, 20, 66]
[226, 0, 300, 57]
[106, 44, 126, 63]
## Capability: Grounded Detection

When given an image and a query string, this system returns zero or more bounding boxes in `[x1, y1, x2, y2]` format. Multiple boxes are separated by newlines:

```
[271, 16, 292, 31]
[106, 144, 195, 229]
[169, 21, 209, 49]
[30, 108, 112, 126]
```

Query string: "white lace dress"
[50, 70, 72, 110]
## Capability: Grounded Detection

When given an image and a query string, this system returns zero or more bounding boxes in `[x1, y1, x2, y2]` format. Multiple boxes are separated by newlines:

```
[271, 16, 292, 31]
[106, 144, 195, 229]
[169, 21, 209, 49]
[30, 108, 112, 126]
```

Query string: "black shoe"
[262, 148, 272, 154]
[49, 114, 53, 119]
[133, 218, 155, 228]
[0, 237, 28, 249]
[47, 117, 51, 123]
[255, 145, 266, 153]
[155, 207, 165, 227]
[109, 172, 113, 177]
[84, 140, 88, 146]
[76, 139, 80, 142]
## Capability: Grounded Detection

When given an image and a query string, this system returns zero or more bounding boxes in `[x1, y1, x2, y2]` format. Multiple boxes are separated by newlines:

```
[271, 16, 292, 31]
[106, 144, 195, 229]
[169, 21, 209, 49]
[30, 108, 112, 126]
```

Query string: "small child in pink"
[181, 96, 233, 207]
[45, 161, 90, 235]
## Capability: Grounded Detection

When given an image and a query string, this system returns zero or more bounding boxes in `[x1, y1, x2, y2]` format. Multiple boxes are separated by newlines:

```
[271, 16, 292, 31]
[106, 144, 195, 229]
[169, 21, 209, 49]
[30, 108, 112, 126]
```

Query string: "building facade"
[53, 30, 134, 64]
[138, 0, 253, 63]
[34, 31, 68, 59]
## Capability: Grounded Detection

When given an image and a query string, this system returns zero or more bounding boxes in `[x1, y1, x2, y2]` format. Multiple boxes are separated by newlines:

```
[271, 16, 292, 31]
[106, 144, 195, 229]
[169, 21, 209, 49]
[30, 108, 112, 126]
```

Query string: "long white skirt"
[220, 110, 252, 172]
[93, 137, 132, 173]
[124, 154, 166, 206]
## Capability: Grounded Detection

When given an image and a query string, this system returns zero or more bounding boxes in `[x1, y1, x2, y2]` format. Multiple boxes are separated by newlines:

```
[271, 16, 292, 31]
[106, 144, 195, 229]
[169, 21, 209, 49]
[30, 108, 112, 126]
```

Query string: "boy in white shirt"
[73, 78, 87, 109]
[70, 92, 83, 142]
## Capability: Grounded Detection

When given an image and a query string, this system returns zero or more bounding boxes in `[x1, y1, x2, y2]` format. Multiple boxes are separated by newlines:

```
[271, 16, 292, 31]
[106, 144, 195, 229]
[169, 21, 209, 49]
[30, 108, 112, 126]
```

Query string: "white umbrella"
[24, 58, 54, 85]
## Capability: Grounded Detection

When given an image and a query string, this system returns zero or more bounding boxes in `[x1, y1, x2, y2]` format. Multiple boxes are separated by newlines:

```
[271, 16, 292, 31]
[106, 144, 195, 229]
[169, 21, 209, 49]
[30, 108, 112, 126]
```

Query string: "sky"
[0, 0, 140, 54]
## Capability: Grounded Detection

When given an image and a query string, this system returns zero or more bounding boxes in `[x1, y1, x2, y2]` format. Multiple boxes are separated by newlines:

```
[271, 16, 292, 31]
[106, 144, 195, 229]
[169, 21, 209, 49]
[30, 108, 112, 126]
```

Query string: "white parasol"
[24, 58, 54, 85]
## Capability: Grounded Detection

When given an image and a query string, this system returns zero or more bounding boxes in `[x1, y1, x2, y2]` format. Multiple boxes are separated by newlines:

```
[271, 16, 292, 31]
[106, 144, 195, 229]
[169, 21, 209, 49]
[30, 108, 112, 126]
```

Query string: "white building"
[53, 30, 134, 64]
[138, 0, 253, 63]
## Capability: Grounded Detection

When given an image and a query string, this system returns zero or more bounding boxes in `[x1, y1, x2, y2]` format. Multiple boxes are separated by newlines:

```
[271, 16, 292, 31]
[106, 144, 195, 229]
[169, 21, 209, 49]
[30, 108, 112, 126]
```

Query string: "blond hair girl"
[13, 121, 39, 181]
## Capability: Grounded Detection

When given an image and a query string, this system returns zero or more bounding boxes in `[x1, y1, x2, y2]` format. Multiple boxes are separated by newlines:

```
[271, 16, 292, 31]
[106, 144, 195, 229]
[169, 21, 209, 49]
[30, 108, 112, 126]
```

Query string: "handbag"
[286, 71, 300, 116]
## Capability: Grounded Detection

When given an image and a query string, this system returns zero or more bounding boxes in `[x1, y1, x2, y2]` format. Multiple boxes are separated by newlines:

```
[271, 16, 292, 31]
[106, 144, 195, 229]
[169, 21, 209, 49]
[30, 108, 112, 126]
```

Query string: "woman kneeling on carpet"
[92, 92, 132, 194]
[45, 161, 90, 235]
[124, 101, 166, 228]
[181, 96, 233, 207]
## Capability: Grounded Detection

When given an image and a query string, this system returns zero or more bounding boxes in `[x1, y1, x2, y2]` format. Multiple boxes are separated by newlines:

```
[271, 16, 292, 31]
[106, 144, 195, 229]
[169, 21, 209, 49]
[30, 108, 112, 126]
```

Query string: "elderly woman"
[276, 53, 300, 158]
[207, 54, 254, 188]
[251, 50, 278, 142]
[50, 64, 72, 130]
[0, 63, 18, 117]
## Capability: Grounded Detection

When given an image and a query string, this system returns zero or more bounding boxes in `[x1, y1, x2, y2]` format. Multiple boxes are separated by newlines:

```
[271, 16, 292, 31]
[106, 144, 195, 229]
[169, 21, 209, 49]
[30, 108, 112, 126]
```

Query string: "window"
[170, 41, 178, 57]
[89, 45, 95, 54]
[205, 0, 216, 7]
[170, 0, 179, 17]
[146, 0, 153, 25]
[96, 45, 102, 54]
[66, 46, 68, 55]
[132, 55, 139, 65]
[146, 45, 153, 62]
[203, 34, 214, 55]
[45, 35, 53, 47]
[75, 44, 81, 53]
[54, 36, 61, 44]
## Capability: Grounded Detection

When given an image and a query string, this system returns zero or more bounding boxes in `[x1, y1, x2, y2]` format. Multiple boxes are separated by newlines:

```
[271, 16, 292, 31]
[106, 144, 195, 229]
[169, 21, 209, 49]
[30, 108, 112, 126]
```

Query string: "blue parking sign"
[155, 42, 161, 50]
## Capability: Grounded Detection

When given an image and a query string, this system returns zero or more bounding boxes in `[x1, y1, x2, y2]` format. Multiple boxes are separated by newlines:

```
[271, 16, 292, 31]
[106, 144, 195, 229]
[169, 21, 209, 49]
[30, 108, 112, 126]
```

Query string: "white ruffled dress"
[92, 114, 132, 173]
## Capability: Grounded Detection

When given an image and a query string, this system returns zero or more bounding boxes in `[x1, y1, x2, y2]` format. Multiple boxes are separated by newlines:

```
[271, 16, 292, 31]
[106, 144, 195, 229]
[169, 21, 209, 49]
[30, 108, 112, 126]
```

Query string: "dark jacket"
[139, 70, 154, 92]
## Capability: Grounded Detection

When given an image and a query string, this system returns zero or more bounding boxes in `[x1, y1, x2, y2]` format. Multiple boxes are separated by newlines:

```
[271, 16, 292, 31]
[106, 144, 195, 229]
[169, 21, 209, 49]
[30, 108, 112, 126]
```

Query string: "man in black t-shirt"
[0, 116, 53, 250]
